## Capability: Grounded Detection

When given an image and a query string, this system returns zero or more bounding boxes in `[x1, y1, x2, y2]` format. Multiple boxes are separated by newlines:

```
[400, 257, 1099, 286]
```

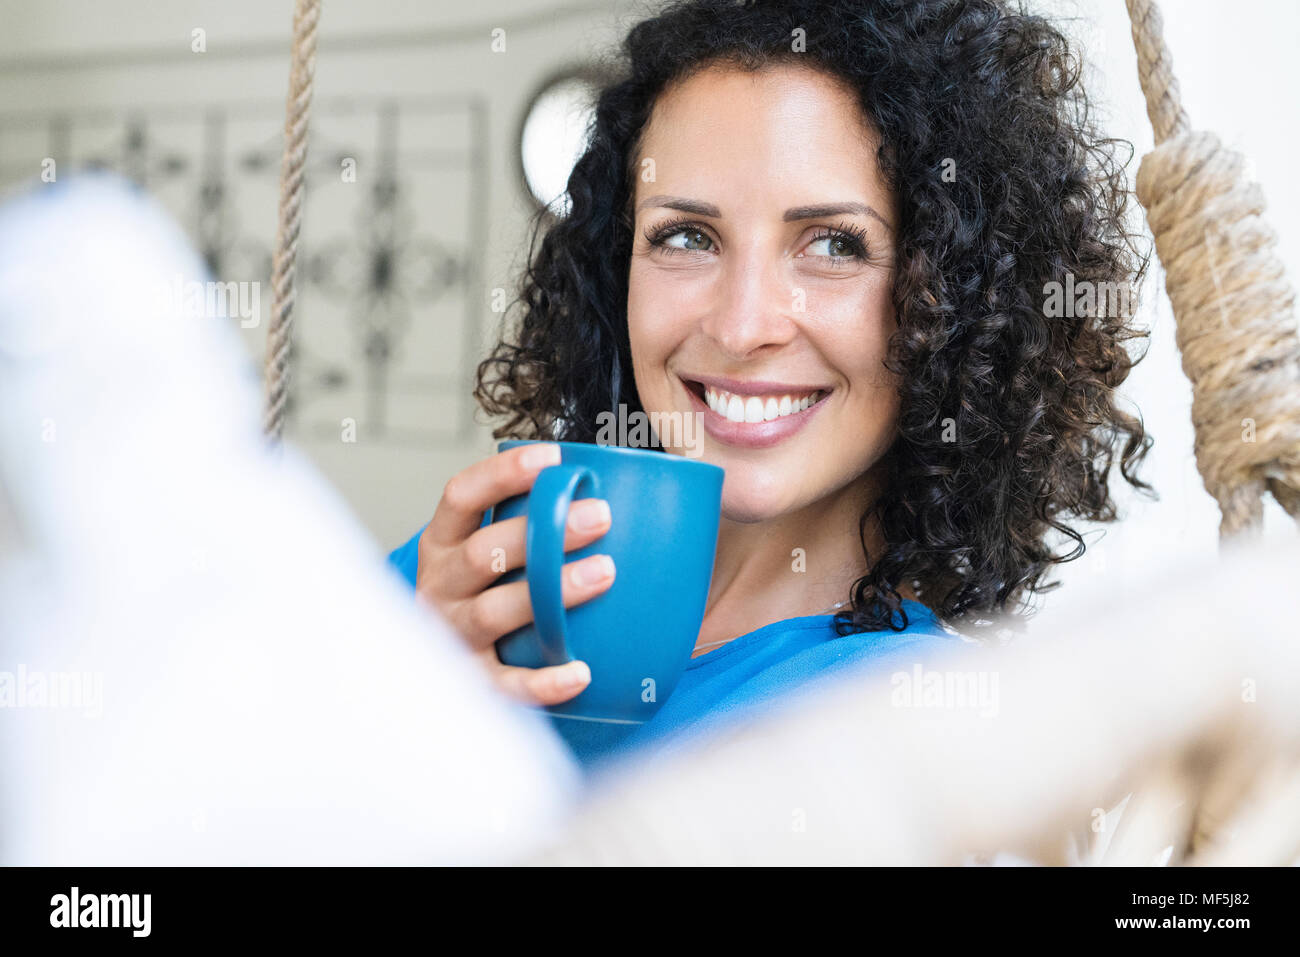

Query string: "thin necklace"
[693, 599, 852, 655]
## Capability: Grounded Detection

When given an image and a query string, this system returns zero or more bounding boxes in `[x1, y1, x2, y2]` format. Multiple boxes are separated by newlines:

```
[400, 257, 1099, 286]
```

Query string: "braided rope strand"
[263, 0, 321, 441]
[1126, 0, 1300, 537]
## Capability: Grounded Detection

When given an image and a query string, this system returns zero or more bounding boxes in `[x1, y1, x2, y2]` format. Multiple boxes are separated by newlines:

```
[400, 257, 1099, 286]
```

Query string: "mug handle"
[527, 462, 600, 666]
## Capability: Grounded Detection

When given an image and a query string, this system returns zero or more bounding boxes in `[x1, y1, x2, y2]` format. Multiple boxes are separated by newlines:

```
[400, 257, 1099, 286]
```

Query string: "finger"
[492, 659, 592, 707]
[435, 498, 612, 599]
[454, 553, 616, 650]
[424, 443, 562, 548]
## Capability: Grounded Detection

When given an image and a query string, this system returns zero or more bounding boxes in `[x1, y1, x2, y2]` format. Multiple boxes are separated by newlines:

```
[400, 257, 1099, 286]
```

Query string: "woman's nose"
[699, 243, 799, 360]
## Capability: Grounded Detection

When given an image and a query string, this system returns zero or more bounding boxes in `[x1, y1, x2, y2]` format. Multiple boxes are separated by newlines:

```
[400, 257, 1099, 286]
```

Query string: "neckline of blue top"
[686, 598, 945, 669]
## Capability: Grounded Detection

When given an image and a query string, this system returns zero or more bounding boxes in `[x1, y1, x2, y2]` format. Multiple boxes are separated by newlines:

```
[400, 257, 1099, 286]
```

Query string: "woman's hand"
[415, 442, 614, 706]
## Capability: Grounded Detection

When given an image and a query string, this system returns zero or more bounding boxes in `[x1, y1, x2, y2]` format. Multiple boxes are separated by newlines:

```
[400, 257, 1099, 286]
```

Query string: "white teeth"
[703, 385, 825, 422]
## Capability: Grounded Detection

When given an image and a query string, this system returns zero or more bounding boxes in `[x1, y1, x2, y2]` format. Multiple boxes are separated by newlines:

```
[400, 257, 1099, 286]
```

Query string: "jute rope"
[263, 0, 321, 441]
[1127, 0, 1300, 537]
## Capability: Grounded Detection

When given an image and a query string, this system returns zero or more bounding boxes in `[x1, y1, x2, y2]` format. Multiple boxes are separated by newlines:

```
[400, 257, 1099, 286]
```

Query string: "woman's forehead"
[633, 63, 891, 218]
[644, 61, 874, 145]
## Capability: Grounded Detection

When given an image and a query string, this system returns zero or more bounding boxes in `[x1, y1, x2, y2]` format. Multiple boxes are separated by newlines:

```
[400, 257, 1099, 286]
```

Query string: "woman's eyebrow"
[638, 195, 721, 217]
[784, 202, 894, 232]
[638, 195, 893, 232]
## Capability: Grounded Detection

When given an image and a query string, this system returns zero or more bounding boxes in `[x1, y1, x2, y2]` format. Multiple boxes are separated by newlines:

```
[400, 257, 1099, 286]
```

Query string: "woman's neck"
[694, 460, 904, 656]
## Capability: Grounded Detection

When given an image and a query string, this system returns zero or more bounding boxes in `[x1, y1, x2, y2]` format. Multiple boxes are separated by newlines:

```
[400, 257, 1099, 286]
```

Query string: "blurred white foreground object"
[533, 531, 1300, 865]
[0, 173, 578, 864]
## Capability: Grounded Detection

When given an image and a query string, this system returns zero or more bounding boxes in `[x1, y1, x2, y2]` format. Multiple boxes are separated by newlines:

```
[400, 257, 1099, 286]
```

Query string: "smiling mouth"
[681, 379, 831, 424]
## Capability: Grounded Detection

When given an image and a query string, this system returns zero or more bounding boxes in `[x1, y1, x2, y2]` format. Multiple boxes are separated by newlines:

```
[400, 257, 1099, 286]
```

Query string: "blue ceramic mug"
[489, 440, 724, 747]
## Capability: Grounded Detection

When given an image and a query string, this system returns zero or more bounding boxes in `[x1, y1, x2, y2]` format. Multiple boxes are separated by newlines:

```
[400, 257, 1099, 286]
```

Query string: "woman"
[389, 0, 1153, 766]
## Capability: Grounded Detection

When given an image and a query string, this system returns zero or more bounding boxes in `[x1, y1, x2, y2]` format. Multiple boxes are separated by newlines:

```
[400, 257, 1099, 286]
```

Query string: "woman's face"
[628, 62, 902, 523]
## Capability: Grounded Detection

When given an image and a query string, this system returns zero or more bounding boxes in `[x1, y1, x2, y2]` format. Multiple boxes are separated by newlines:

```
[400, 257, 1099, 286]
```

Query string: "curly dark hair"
[475, 0, 1156, 637]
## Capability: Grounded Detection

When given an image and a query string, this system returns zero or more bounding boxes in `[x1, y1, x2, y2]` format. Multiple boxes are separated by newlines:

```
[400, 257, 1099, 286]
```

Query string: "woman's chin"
[720, 487, 799, 525]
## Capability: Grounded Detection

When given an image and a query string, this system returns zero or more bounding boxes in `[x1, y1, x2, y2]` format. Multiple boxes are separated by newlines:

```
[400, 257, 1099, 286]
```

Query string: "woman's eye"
[658, 228, 712, 252]
[646, 222, 867, 262]
[807, 234, 860, 259]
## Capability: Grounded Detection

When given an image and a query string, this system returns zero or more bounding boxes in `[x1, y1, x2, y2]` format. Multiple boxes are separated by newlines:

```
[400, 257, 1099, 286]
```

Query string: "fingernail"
[523, 443, 561, 471]
[560, 660, 591, 690]
[572, 554, 615, 586]
[568, 499, 611, 533]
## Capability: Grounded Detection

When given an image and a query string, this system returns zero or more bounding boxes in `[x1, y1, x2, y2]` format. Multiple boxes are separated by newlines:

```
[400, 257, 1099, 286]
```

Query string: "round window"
[519, 70, 602, 217]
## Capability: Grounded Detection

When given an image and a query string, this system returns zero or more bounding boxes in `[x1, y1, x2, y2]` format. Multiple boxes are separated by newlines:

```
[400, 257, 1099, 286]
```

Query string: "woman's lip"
[683, 379, 830, 450]
[680, 373, 834, 396]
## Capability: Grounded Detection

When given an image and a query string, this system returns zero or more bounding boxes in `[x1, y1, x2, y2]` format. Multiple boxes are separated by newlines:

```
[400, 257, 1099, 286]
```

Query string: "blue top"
[386, 526, 963, 772]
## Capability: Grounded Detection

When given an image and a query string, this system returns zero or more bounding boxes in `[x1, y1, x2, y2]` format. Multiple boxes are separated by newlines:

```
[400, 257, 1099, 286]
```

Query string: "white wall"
[0, 0, 643, 550]
[1, 0, 1295, 609]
